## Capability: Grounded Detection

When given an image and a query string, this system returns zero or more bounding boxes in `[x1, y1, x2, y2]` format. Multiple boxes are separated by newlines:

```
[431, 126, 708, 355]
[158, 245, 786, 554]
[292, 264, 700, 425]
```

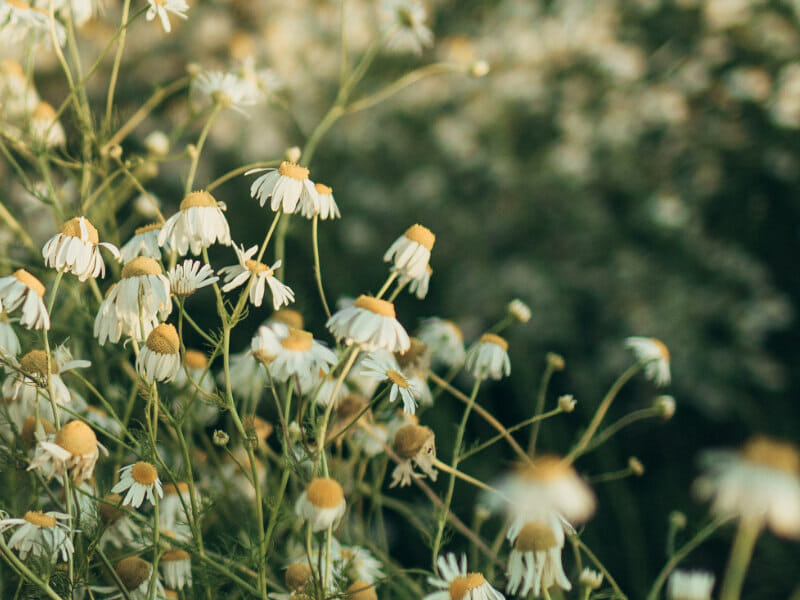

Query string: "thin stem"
[0, 538, 63, 600]
[375, 271, 398, 299]
[311, 216, 332, 319]
[206, 160, 280, 192]
[459, 406, 564, 462]
[528, 360, 556, 456]
[185, 104, 222, 194]
[104, 0, 132, 134]
[316, 348, 360, 475]
[572, 536, 627, 600]
[432, 458, 509, 499]
[719, 519, 761, 600]
[584, 407, 662, 453]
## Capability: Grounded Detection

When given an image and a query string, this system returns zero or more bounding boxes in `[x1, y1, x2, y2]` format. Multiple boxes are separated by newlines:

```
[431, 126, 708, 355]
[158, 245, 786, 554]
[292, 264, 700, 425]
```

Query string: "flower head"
[193, 70, 260, 114]
[219, 245, 294, 309]
[137, 323, 181, 382]
[160, 549, 192, 590]
[384, 224, 435, 280]
[0, 269, 49, 330]
[391, 424, 437, 487]
[424, 553, 504, 600]
[309, 182, 341, 220]
[28, 419, 102, 484]
[295, 477, 347, 532]
[247, 161, 318, 215]
[158, 190, 232, 256]
[112, 461, 164, 508]
[267, 327, 337, 388]
[146, 0, 188, 33]
[667, 570, 715, 600]
[0, 510, 73, 561]
[120, 223, 163, 263]
[418, 318, 465, 368]
[167, 259, 218, 297]
[506, 516, 571, 597]
[42, 216, 120, 281]
[114, 556, 165, 599]
[360, 353, 421, 415]
[327, 295, 410, 353]
[465, 334, 510, 380]
[380, 0, 434, 55]
[625, 336, 671, 386]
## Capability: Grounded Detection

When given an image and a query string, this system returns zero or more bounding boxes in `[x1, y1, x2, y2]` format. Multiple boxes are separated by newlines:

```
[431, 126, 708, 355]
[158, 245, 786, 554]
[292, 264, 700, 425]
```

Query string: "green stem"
[185, 104, 222, 194]
[528, 360, 556, 456]
[573, 536, 627, 600]
[719, 519, 760, 600]
[311, 216, 332, 319]
[104, 0, 132, 134]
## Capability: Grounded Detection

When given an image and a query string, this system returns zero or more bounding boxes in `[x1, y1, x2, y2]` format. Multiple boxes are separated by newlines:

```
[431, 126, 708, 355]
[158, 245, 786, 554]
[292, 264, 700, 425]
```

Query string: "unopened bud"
[507, 298, 531, 323]
[285, 146, 302, 163]
[557, 394, 576, 413]
[469, 60, 490, 78]
[474, 505, 491, 523]
[144, 131, 170, 157]
[628, 456, 645, 476]
[186, 62, 202, 77]
[654, 395, 676, 420]
[212, 430, 229, 446]
[579, 567, 603, 590]
[108, 144, 122, 160]
[546, 352, 565, 371]
[669, 510, 687, 530]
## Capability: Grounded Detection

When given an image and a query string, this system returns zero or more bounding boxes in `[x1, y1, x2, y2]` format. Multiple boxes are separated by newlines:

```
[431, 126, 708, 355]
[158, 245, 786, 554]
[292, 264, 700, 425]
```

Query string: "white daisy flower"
[137, 323, 181, 383]
[247, 161, 319, 215]
[160, 549, 192, 590]
[167, 259, 218, 297]
[94, 257, 172, 344]
[0, 316, 21, 357]
[146, 0, 188, 33]
[465, 333, 510, 380]
[111, 557, 166, 599]
[267, 327, 337, 388]
[380, 0, 434, 55]
[390, 424, 437, 487]
[424, 553, 505, 600]
[193, 70, 260, 114]
[158, 190, 231, 256]
[506, 516, 571, 597]
[310, 375, 349, 408]
[0, 510, 73, 561]
[0, 269, 50, 330]
[340, 545, 384, 585]
[112, 461, 164, 508]
[295, 477, 347, 532]
[327, 295, 410, 353]
[360, 353, 420, 414]
[384, 224, 436, 280]
[693, 436, 800, 538]
[97, 494, 141, 550]
[42, 216, 120, 281]
[490, 455, 597, 527]
[159, 481, 195, 531]
[304, 182, 341, 220]
[0, 1, 66, 46]
[625, 336, 671, 386]
[30, 101, 65, 147]
[402, 264, 432, 299]
[27, 419, 102, 484]
[667, 570, 715, 600]
[418, 318, 466, 368]
[0, 59, 39, 121]
[219, 244, 294, 309]
[120, 223, 163, 263]
[579, 568, 604, 591]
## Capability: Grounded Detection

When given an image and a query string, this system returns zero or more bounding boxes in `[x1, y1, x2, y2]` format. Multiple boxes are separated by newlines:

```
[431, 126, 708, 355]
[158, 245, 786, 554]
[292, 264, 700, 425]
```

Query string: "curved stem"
[104, 0, 132, 134]
[311, 215, 332, 319]
[528, 360, 556, 456]
[185, 104, 222, 194]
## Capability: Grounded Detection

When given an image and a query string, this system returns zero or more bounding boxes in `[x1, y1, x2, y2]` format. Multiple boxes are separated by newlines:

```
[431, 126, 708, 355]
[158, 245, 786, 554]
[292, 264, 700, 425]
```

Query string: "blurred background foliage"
[3, 0, 800, 596]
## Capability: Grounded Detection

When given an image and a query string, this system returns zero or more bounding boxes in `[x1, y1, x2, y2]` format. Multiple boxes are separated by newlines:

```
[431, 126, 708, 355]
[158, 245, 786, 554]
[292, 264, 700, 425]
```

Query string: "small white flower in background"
[94, 257, 172, 344]
[423, 553, 505, 600]
[237, 57, 283, 100]
[193, 70, 260, 114]
[158, 190, 231, 256]
[84, 404, 123, 437]
[144, 131, 170, 156]
[28, 419, 103, 484]
[360, 353, 421, 415]
[309, 374, 349, 408]
[0, 316, 20, 357]
[390, 424, 437, 487]
[146, 0, 188, 33]
[29, 100, 65, 147]
[340, 545, 384, 585]
[0, 269, 49, 330]
[0, 60, 39, 120]
[120, 223, 163, 263]
[465, 333, 511, 380]
[327, 295, 410, 353]
[97, 494, 141, 550]
[579, 568, 604, 590]
[112, 461, 163, 508]
[507, 298, 531, 323]
[267, 327, 337, 388]
[167, 259, 218, 297]
[625, 336, 671, 386]
[693, 435, 800, 538]
[42, 216, 120, 281]
[0, 510, 73, 561]
[295, 477, 347, 532]
[137, 323, 181, 383]
[667, 570, 715, 600]
[384, 224, 435, 280]
[160, 549, 192, 590]
[225, 348, 268, 404]
[380, 0, 434, 55]
[160, 481, 196, 531]
[0, 1, 66, 46]
[417, 317, 465, 368]
[506, 515, 571, 597]
[111, 557, 166, 599]
[219, 244, 294, 309]
[401, 263, 432, 299]
[247, 161, 319, 215]
[303, 182, 341, 220]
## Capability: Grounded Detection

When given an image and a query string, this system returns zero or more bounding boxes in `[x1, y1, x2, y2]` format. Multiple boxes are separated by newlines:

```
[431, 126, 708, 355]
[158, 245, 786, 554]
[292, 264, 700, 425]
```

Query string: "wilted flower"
[506, 516, 571, 597]
[219, 245, 294, 309]
[327, 295, 410, 353]
[391, 424, 437, 487]
[295, 477, 347, 532]
[247, 161, 318, 215]
[160, 549, 192, 590]
[42, 217, 120, 281]
[625, 336, 671, 386]
[113, 557, 165, 599]
[137, 323, 181, 383]
[158, 190, 232, 256]
[384, 224, 435, 280]
[0, 269, 49, 330]
[28, 419, 102, 484]
[465, 333, 511, 380]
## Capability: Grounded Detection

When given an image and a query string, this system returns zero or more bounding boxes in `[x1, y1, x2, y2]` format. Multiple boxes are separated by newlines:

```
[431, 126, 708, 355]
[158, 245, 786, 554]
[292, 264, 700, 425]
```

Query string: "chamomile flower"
[94, 257, 172, 344]
[267, 327, 337, 387]
[4, 348, 88, 416]
[360, 353, 420, 415]
[295, 477, 347, 532]
[465, 333, 510, 380]
[136, 323, 181, 383]
[507, 299, 532, 324]
[0, 269, 49, 330]
[42, 216, 120, 281]
[30, 101, 65, 147]
[120, 223, 163, 263]
[418, 318, 466, 368]
[667, 570, 715, 600]
[193, 70, 260, 114]
[112, 461, 163, 508]
[97, 494, 140, 550]
[579, 568, 604, 591]
[247, 161, 318, 215]
[424, 553, 505, 600]
[693, 436, 800, 538]
[380, 0, 434, 55]
[219, 245, 294, 309]
[158, 190, 231, 256]
[0, 315, 20, 357]
[384, 224, 435, 280]
[0, 510, 73, 561]
[341, 545, 384, 585]
[28, 419, 103, 484]
[160, 481, 195, 531]
[391, 424, 437, 487]
[160, 549, 192, 590]
[112, 557, 166, 599]
[625, 336, 671, 386]
[402, 264, 432, 299]
[167, 259, 219, 297]
[307, 183, 341, 220]
[506, 516, 571, 597]
[0, 1, 66, 46]
[274, 561, 313, 598]
[327, 295, 410, 353]
[146, 0, 188, 33]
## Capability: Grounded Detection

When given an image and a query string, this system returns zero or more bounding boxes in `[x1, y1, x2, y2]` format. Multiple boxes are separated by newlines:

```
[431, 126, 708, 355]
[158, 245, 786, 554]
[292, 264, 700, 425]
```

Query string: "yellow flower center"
[278, 161, 310, 181]
[60, 217, 99, 245]
[183, 349, 208, 369]
[97, 494, 124, 525]
[404, 224, 436, 251]
[285, 561, 313, 591]
[115, 557, 151, 591]
[272, 308, 304, 329]
[163, 481, 190, 496]
[519, 455, 572, 481]
[449, 573, 486, 600]
[134, 222, 162, 235]
[161, 549, 191, 562]
[24, 511, 57, 528]
[306, 477, 344, 509]
[386, 368, 409, 389]
[13, 269, 45, 298]
[131, 461, 158, 486]
[145, 323, 180, 355]
[480, 333, 508, 352]
[650, 337, 670, 362]
[354, 295, 396, 318]
[394, 424, 434, 459]
[514, 521, 558, 552]
[244, 259, 273, 275]
[315, 183, 332, 195]
[20, 349, 57, 376]
[122, 256, 162, 278]
[32, 101, 57, 122]
[347, 580, 378, 600]
[55, 420, 97, 456]
[281, 328, 313, 352]
[742, 436, 800, 474]
[180, 190, 218, 210]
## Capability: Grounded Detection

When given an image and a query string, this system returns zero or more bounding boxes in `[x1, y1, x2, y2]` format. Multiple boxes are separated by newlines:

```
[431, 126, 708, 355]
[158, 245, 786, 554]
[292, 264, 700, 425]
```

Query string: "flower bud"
[546, 352, 565, 371]
[212, 430, 229, 446]
[557, 394, 576, 413]
[285, 146, 302, 163]
[628, 456, 645, 476]
[654, 395, 676, 420]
